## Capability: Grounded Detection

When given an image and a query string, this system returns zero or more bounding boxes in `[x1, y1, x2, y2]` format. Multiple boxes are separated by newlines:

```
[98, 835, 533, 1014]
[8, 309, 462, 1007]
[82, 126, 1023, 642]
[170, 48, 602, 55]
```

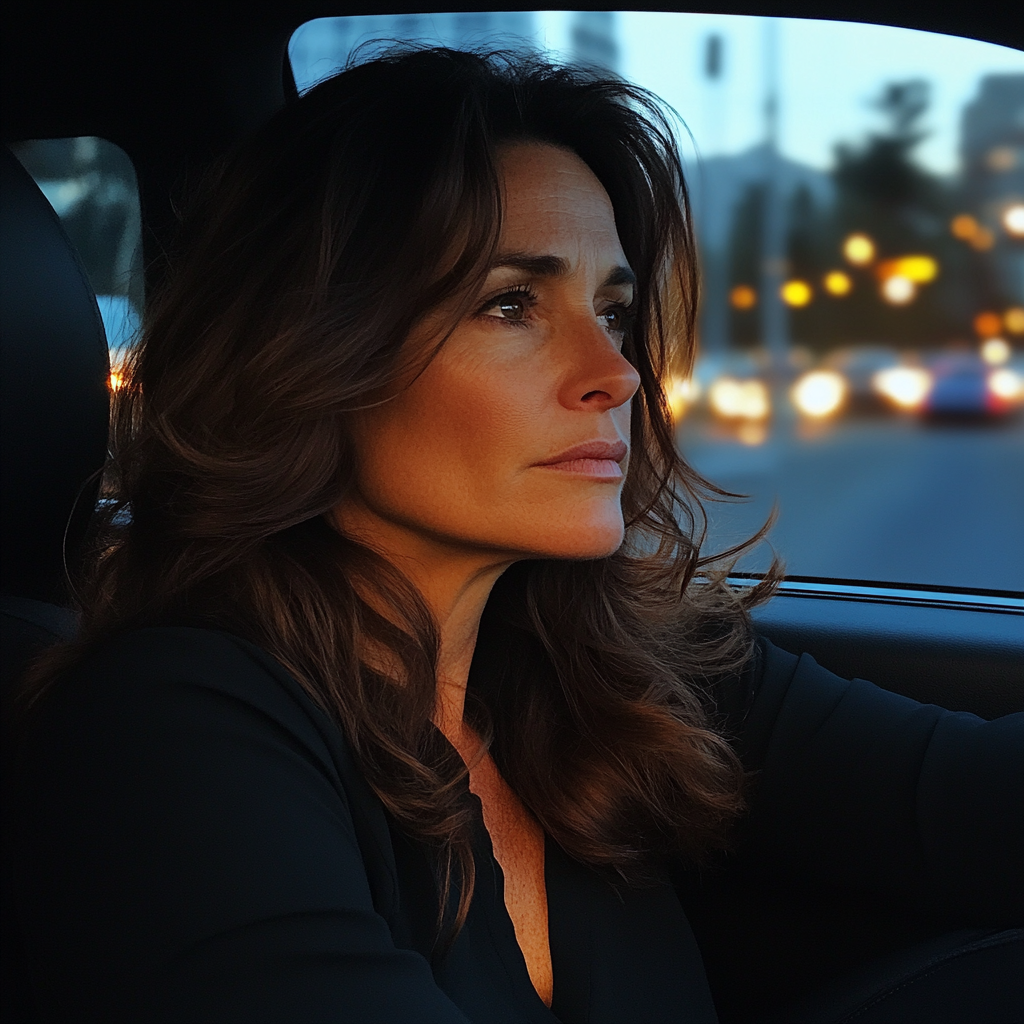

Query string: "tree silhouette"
[785, 184, 833, 349]
[726, 181, 764, 349]
[823, 79, 967, 350]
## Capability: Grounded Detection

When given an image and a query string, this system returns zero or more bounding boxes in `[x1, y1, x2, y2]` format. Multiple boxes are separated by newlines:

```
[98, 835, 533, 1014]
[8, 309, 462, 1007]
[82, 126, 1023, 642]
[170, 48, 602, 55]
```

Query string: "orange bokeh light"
[951, 214, 978, 240]
[1005, 308, 1024, 335]
[730, 285, 757, 310]
[970, 227, 995, 251]
[973, 311, 1004, 338]
[876, 255, 938, 284]
[951, 214, 995, 250]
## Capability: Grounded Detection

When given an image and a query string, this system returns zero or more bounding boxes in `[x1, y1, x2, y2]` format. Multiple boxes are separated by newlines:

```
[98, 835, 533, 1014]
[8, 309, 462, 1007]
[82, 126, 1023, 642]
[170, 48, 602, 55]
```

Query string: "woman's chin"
[518, 517, 625, 561]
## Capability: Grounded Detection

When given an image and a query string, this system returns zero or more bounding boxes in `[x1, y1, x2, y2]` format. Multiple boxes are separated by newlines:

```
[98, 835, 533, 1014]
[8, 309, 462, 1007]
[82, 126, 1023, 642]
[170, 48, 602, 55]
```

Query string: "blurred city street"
[679, 412, 1024, 591]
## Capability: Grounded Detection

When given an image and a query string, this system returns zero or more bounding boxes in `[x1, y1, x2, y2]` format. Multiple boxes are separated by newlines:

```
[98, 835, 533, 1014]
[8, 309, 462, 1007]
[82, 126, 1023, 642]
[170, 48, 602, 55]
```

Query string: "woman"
[11, 48, 1021, 1023]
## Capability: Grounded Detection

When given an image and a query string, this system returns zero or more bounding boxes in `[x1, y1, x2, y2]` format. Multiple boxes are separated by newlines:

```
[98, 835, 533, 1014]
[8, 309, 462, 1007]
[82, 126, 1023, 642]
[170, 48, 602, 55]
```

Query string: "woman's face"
[339, 142, 641, 566]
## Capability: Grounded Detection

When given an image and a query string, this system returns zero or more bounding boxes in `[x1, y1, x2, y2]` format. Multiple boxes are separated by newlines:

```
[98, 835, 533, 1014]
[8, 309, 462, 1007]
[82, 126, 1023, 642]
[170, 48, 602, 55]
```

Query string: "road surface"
[677, 411, 1024, 592]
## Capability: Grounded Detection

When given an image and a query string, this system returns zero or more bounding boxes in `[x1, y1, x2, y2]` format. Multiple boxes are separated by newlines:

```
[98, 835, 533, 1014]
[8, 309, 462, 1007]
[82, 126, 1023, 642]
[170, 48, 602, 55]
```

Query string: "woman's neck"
[332, 500, 514, 745]
[420, 562, 505, 752]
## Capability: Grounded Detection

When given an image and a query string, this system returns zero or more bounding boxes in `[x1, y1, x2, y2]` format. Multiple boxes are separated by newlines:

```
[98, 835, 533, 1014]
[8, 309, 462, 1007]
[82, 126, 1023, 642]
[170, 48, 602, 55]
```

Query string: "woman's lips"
[534, 440, 628, 478]
[544, 457, 623, 478]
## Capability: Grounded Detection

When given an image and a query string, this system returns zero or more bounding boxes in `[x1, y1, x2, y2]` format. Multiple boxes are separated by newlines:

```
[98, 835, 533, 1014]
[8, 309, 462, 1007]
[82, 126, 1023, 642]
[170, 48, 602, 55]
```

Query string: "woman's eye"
[495, 296, 527, 320]
[598, 305, 633, 334]
[480, 288, 534, 323]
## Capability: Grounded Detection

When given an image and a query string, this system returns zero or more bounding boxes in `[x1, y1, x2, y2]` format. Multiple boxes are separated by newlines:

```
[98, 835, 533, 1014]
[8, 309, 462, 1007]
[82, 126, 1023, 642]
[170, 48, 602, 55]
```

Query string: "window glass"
[12, 136, 144, 373]
[290, 16, 1019, 591]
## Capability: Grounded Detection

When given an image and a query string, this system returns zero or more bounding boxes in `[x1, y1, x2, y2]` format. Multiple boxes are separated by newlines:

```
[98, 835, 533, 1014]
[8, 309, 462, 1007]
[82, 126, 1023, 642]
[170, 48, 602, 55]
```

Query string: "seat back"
[0, 143, 111, 1024]
[0, 145, 111, 605]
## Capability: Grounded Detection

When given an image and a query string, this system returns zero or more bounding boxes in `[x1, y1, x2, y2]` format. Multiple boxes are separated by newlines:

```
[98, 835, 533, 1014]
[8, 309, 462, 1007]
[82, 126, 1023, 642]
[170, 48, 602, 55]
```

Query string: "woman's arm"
[11, 628, 471, 1023]
[734, 640, 1023, 926]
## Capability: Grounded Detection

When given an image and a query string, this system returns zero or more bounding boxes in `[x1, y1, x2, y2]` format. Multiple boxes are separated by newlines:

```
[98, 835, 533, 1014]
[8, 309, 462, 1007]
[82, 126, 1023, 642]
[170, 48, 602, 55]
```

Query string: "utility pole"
[698, 32, 728, 355]
[703, 33, 725, 155]
[569, 11, 619, 72]
[760, 18, 789, 376]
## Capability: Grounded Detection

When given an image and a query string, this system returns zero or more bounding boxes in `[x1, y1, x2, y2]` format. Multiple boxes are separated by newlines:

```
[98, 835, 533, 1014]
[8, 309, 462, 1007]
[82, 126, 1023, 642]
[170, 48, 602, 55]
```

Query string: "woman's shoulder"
[54, 625, 313, 709]
[61, 623, 297, 681]
[14, 623, 402, 905]
[19, 626, 355, 801]
[10, 629, 420, 1020]
[44, 625, 312, 713]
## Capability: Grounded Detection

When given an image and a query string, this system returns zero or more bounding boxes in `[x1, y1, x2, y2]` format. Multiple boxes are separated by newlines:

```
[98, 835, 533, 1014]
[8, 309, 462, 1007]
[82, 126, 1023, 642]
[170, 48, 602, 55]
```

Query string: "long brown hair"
[25, 47, 778, 941]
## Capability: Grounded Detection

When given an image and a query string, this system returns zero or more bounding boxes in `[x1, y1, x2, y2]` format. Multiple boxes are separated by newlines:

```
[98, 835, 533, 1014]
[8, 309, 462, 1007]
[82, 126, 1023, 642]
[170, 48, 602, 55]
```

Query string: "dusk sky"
[292, 12, 1024, 177]
[539, 13, 1024, 175]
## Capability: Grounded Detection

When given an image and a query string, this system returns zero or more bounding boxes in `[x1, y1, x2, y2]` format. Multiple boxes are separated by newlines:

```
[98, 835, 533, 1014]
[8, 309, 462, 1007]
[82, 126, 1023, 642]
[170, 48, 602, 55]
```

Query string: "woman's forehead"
[494, 143, 627, 272]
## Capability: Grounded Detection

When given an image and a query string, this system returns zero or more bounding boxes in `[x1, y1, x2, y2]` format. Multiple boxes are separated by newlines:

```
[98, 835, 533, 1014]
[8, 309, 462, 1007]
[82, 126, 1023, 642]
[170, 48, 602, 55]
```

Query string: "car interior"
[1, 3, 1021, 1023]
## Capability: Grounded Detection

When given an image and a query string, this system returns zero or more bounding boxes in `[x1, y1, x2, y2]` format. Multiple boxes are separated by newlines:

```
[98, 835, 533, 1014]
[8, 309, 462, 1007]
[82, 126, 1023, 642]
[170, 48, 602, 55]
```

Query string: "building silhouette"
[688, 145, 834, 352]
[569, 12, 620, 73]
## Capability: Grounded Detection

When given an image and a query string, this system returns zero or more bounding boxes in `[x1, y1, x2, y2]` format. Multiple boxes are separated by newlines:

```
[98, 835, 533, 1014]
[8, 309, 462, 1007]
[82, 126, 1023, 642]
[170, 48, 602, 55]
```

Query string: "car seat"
[0, 143, 110, 1024]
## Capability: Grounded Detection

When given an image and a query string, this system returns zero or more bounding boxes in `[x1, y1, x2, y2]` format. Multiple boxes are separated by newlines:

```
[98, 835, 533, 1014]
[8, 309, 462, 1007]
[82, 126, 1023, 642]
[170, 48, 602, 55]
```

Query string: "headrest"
[0, 146, 110, 604]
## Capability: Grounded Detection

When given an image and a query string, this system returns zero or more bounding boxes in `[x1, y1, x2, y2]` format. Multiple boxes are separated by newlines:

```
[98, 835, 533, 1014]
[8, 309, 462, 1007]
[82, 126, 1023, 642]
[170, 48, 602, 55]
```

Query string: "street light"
[823, 271, 852, 296]
[780, 280, 812, 307]
[843, 233, 874, 265]
[879, 255, 938, 284]
[876, 255, 937, 304]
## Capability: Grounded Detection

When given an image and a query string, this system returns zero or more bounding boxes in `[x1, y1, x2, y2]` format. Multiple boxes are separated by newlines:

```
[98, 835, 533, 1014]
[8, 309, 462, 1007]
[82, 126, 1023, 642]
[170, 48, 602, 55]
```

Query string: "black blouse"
[10, 618, 1023, 1023]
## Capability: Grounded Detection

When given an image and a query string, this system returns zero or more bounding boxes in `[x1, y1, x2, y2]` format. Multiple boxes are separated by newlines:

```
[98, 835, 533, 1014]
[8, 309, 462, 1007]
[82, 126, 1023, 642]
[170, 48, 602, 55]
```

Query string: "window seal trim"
[728, 574, 1024, 615]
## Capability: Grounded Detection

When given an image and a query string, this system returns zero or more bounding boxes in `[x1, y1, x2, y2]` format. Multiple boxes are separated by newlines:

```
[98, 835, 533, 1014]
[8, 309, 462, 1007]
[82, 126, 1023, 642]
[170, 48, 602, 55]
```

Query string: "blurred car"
[692, 351, 772, 423]
[922, 353, 1023, 419]
[821, 345, 902, 413]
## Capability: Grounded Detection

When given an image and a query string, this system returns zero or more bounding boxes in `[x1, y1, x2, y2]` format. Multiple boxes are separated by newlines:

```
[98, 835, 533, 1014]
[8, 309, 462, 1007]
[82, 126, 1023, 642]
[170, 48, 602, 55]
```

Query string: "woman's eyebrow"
[490, 251, 636, 288]
[603, 265, 636, 289]
[491, 252, 570, 277]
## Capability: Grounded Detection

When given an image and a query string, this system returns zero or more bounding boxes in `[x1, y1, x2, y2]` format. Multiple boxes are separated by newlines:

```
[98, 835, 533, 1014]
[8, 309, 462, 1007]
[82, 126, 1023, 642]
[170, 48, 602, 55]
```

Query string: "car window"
[11, 136, 143, 385]
[291, 14, 1024, 593]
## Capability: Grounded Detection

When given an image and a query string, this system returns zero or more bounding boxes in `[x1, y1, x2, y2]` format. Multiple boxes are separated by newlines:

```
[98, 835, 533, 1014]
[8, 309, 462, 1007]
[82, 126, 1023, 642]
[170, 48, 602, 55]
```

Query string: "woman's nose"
[557, 316, 641, 412]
